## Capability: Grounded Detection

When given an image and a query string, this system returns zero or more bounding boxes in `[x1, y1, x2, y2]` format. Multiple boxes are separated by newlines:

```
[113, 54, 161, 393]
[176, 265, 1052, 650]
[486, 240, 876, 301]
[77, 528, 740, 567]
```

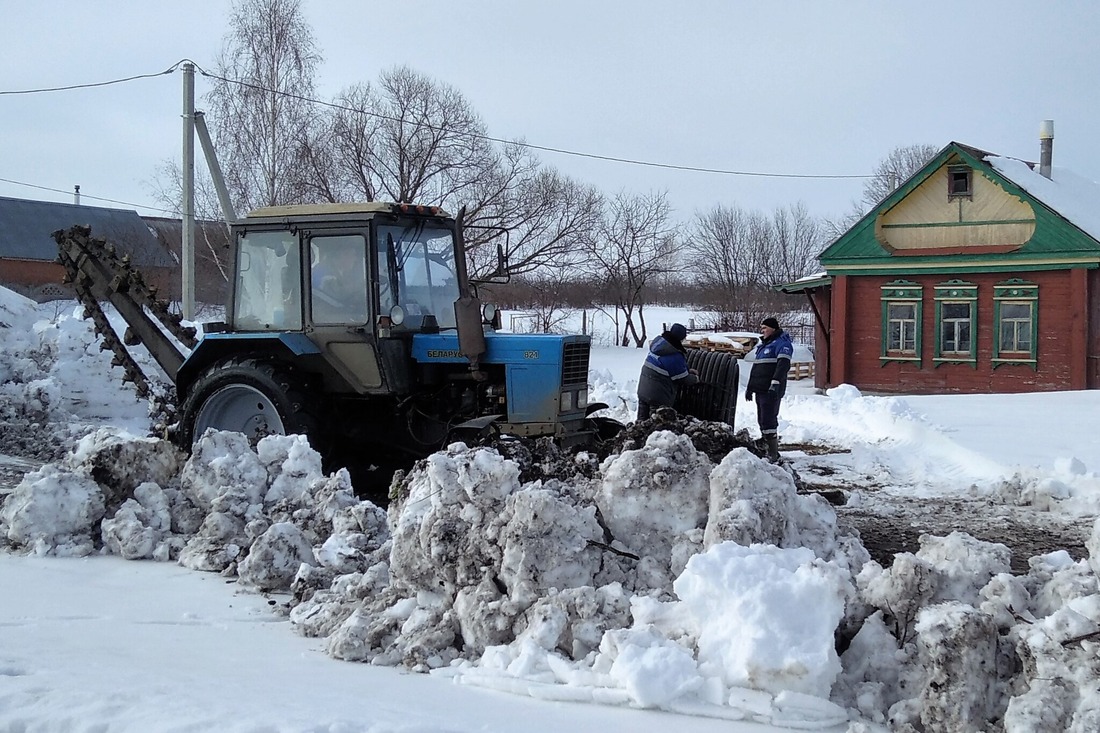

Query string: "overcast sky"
[2, 0, 1098, 224]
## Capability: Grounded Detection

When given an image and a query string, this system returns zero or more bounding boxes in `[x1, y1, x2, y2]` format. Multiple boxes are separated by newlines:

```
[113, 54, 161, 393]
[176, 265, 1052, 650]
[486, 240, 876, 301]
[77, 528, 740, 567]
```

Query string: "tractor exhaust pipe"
[452, 206, 487, 373]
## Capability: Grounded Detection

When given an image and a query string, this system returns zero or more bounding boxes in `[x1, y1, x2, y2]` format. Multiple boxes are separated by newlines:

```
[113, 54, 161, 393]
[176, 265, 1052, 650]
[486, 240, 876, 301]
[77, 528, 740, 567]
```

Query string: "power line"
[197, 66, 872, 180]
[0, 61, 873, 181]
[0, 176, 177, 215]
[0, 62, 183, 96]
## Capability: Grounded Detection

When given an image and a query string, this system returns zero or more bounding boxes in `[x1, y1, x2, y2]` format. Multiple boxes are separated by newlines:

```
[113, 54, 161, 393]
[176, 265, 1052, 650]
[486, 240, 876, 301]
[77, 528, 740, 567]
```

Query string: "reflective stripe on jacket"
[637, 335, 698, 407]
[747, 329, 794, 398]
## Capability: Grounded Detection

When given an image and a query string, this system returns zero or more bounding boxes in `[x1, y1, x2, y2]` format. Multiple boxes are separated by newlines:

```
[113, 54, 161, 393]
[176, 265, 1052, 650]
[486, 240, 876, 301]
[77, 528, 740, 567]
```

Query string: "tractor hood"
[412, 331, 588, 367]
[412, 331, 592, 425]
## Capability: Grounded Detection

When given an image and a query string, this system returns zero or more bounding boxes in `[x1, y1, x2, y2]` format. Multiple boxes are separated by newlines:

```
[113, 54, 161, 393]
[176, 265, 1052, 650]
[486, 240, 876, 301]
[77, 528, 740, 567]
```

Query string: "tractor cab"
[218, 202, 487, 398]
[230, 203, 468, 335]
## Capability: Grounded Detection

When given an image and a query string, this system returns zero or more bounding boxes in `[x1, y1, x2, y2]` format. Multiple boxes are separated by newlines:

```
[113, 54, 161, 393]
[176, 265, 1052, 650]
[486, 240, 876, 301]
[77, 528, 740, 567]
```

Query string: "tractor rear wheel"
[178, 358, 322, 450]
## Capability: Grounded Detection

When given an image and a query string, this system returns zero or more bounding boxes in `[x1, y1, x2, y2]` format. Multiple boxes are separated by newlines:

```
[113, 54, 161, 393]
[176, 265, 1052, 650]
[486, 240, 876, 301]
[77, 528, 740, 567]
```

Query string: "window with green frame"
[993, 279, 1038, 369]
[934, 280, 977, 366]
[881, 280, 922, 364]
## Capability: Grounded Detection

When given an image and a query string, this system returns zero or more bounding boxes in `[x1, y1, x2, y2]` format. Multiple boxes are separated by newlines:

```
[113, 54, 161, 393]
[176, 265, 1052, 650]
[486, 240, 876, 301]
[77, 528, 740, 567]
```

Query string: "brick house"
[0, 196, 229, 305]
[783, 139, 1100, 393]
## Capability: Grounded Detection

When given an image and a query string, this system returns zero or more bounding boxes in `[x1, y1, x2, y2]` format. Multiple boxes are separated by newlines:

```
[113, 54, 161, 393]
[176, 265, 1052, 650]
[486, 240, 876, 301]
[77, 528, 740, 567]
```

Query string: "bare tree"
[686, 202, 824, 327]
[862, 143, 939, 209]
[689, 205, 766, 287]
[591, 192, 679, 347]
[302, 68, 602, 280]
[148, 160, 231, 284]
[465, 164, 602, 279]
[688, 204, 772, 327]
[311, 67, 496, 205]
[205, 0, 322, 212]
[517, 271, 580, 333]
[822, 200, 868, 242]
[766, 202, 826, 283]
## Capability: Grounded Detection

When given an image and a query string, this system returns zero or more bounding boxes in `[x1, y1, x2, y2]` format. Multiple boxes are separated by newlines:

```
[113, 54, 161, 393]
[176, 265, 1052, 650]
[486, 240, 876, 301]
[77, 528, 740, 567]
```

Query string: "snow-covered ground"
[3, 288, 1100, 732]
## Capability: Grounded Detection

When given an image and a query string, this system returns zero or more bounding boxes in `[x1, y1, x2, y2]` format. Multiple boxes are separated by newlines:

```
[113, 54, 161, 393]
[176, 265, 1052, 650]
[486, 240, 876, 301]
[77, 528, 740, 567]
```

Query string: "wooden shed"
[783, 141, 1100, 393]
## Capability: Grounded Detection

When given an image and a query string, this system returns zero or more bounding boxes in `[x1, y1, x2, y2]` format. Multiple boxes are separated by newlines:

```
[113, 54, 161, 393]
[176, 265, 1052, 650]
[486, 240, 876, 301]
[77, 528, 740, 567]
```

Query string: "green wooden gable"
[819, 142, 1100, 276]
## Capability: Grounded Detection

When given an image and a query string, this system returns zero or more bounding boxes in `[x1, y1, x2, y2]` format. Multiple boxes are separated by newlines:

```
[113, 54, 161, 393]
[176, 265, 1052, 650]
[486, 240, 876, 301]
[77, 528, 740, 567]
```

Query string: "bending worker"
[744, 316, 793, 462]
[637, 323, 698, 421]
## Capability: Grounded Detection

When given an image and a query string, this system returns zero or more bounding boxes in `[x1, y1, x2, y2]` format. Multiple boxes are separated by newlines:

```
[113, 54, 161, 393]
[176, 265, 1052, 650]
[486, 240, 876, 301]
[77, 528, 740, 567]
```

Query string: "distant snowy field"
[499, 304, 803, 348]
[3, 288, 1100, 732]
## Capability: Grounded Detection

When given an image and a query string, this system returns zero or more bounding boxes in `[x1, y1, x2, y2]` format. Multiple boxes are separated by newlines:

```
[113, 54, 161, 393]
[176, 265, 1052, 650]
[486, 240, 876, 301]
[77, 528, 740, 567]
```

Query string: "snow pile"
[1, 426, 861, 726]
[998, 458, 1100, 517]
[0, 294, 154, 461]
[7, 424, 1100, 729]
[315, 433, 862, 728]
[780, 385, 1009, 493]
[779, 384, 1100, 516]
[0, 428, 372, 572]
[673, 543, 848, 699]
[587, 367, 638, 424]
[835, 528, 1100, 731]
[4, 287, 1100, 729]
[1, 463, 105, 555]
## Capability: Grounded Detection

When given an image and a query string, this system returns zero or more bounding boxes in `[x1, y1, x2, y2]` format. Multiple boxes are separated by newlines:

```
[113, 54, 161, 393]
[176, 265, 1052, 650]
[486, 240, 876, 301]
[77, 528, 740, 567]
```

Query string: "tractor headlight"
[577, 388, 588, 409]
[389, 305, 406, 326]
[560, 391, 574, 412]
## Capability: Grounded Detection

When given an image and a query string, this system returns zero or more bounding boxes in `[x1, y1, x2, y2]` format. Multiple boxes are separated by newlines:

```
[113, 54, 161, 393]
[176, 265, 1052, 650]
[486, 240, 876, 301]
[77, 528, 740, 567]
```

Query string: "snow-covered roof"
[987, 156, 1100, 243]
[777, 272, 831, 293]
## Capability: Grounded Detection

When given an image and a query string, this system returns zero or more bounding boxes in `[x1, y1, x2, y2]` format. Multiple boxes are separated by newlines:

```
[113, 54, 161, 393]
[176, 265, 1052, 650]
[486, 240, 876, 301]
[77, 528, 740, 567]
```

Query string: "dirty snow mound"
[1, 463, 104, 556]
[5, 409, 1100, 728]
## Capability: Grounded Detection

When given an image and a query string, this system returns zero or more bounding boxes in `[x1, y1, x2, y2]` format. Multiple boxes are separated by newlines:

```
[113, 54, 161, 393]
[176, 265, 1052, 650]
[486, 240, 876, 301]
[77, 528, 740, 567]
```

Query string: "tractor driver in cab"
[311, 236, 368, 324]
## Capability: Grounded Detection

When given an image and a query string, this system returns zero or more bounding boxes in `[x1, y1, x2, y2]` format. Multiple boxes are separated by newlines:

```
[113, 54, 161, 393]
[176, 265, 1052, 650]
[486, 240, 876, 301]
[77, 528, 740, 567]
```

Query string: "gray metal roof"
[0, 196, 176, 267]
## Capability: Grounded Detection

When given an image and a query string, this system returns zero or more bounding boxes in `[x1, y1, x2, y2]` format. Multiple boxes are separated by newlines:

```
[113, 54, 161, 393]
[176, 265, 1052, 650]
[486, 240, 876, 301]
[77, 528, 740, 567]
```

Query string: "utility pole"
[181, 62, 196, 320]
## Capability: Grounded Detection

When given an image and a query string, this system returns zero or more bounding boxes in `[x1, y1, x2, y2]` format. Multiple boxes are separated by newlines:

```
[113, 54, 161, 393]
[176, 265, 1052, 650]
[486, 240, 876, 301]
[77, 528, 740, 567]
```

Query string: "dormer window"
[948, 165, 972, 199]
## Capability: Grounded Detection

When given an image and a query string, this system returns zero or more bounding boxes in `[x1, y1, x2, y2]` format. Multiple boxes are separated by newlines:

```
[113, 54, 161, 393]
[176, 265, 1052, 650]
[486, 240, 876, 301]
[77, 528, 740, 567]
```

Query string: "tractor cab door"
[306, 232, 383, 391]
[232, 230, 304, 332]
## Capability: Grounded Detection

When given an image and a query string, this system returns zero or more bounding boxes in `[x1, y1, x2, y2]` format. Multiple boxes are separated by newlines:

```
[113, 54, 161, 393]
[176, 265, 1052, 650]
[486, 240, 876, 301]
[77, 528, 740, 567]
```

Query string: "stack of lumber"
[690, 335, 757, 356]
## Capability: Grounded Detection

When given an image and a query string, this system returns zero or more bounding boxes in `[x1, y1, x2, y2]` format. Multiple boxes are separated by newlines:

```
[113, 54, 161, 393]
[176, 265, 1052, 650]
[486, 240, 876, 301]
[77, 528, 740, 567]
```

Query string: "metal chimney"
[1039, 120, 1054, 179]
[74, 185, 81, 205]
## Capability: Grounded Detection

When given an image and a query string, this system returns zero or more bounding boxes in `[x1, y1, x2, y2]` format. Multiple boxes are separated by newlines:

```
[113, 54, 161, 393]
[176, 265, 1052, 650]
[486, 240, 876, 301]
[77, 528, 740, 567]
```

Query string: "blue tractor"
[57, 203, 611, 499]
[175, 203, 613, 486]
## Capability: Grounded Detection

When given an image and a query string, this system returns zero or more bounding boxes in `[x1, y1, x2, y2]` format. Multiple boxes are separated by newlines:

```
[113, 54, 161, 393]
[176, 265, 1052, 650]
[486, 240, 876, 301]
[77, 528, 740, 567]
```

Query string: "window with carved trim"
[940, 303, 972, 352]
[933, 280, 977, 366]
[993, 279, 1038, 369]
[999, 303, 1033, 352]
[880, 280, 922, 363]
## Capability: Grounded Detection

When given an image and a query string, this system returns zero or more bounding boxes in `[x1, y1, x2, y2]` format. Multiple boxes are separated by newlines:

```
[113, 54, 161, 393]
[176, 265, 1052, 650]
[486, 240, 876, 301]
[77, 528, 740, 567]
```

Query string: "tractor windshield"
[378, 222, 461, 330]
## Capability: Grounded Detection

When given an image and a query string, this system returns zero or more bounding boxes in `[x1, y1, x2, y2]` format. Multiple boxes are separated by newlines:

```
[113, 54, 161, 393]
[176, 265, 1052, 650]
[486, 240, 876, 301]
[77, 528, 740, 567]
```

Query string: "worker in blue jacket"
[744, 317, 793, 462]
[637, 323, 699, 421]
